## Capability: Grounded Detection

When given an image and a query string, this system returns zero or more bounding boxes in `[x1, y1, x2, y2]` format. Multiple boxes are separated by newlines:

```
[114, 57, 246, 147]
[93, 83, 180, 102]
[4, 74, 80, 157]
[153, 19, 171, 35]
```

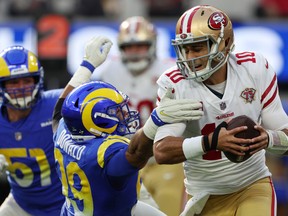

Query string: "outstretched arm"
[126, 128, 154, 169]
[126, 88, 204, 168]
[52, 36, 112, 133]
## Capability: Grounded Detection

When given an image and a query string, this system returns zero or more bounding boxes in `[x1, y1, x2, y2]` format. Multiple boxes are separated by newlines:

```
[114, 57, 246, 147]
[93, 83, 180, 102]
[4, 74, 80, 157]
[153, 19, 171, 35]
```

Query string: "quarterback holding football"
[153, 5, 288, 216]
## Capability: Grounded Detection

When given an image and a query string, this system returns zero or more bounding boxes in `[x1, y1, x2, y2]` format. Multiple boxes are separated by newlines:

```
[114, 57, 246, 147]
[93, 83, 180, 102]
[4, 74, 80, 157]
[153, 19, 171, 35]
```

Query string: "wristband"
[182, 136, 205, 159]
[211, 121, 227, 150]
[203, 135, 210, 152]
[68, 65, 92, 87]
[150, 110, 166, 127]
[266, 130, 273, 148]
[80, 60, 95, 73]
[143, 116, 158, 140]
[266, 130, 288, 154]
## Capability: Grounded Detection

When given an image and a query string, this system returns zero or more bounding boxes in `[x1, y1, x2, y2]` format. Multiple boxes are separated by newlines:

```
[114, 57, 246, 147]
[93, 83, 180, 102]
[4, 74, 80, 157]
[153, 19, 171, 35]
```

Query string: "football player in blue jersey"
[52, 36, 204, 216]
[0, 46, 64, 216]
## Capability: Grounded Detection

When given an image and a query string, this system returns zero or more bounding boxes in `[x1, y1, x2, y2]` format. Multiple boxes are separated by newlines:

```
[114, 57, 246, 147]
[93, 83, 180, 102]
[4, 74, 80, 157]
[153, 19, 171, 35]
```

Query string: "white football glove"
[69, 36, 113, 87]
[143, 88, 204, 140]
[83, 36, 113, 68]
[0, 154, 8, 173]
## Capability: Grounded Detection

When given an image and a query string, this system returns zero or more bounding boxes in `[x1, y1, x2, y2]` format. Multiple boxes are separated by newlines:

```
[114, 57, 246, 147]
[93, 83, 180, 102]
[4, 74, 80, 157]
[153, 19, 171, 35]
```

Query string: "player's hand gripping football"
[207, 116, 261, 163]
[0, 154, 8, 173]
[84, 36, 113, 68]
[143, 88, 204, 139]
[250, 125, 275, 154]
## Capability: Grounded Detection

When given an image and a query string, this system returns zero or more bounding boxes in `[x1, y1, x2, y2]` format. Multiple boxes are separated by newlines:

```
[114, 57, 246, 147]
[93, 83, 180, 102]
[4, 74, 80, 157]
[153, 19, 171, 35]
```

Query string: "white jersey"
[92, 56, 175, 125]
[155, 51, 288, 195]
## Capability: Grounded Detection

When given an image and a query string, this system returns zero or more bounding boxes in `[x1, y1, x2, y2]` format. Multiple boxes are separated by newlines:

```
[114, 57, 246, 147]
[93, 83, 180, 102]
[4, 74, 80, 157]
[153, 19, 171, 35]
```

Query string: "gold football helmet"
[172, 5, 235, 82]
[117, 16, 157, 74]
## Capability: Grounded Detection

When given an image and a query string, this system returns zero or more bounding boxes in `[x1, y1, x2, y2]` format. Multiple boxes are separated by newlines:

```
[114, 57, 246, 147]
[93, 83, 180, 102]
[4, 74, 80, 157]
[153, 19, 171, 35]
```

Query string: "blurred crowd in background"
[0, 0, 287, 215]
[0, 0, 287, 21]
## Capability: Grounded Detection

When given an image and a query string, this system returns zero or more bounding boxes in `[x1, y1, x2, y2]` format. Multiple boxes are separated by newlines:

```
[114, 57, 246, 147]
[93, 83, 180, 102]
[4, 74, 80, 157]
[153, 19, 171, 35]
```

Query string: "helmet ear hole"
[74, 98, 79, 108]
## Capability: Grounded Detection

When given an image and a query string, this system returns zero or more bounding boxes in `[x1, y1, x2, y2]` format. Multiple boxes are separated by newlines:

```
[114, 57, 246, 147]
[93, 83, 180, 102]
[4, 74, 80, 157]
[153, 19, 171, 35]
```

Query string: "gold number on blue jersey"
[55, 148, 93, 215]
[0, 148, 51, 187]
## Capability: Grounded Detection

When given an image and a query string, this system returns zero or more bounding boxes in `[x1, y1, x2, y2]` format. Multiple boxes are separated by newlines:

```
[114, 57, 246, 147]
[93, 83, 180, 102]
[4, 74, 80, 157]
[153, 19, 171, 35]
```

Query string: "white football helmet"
[117, 16, 157, 75]
[172, 5, 235, 82]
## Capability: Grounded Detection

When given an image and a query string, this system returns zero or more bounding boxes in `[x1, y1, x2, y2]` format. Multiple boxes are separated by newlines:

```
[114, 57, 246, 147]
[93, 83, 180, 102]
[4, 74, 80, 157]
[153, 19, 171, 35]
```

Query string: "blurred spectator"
[7, 0, 147, 20]
[185, 0, 257, 21]
[49, 0, 78, 16]
[0, 0, 9, 21]
[7, 0, 103, 18]
[147, 0, 184, 17]
[8, 0, 47, 17]
[103, 0, 148, 21]
[101, 0, 119, 19]
[76, 0, 105, 17]
[255, 0, 288, 18]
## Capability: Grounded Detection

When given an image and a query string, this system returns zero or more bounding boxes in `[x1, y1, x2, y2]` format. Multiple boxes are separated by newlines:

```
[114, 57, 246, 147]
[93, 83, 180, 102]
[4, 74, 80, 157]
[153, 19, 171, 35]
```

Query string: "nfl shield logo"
[15, 132, 22, 141]
[220, 102, 226, 110]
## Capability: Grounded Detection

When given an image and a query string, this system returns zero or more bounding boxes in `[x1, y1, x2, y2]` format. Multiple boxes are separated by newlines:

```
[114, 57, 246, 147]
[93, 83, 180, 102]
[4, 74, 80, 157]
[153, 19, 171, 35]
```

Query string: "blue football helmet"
[0, 45, 44, 109]
[62, 81, 140, 140]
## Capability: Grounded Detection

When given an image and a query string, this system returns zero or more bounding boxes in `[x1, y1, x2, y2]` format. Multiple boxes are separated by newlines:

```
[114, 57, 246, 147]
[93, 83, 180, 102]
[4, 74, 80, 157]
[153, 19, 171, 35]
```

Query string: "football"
[223, 115, 260, 163]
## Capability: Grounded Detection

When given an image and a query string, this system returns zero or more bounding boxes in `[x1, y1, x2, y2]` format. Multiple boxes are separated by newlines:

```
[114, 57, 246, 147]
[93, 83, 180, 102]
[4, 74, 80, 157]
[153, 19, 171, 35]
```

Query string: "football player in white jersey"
[91, 16, 186, 216]
[153, 5, 288, 216]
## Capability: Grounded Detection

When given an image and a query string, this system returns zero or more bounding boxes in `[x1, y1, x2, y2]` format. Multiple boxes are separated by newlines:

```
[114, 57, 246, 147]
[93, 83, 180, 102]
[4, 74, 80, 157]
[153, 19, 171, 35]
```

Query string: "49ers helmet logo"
[180, 34, 188, 39]
[208, 12, 228, 30]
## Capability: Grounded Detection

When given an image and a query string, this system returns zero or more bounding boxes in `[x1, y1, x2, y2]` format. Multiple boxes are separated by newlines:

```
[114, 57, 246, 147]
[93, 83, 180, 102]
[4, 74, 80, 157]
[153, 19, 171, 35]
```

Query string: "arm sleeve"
[261, 95, 288, 130]
[52, 98, 65, 133]
[256, 53, 288, 130]
[154, 122, 186, 143]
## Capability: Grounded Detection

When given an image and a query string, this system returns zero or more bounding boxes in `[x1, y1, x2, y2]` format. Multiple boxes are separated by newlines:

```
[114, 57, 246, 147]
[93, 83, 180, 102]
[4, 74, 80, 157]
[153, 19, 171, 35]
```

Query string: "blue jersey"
[54, 119, 141, 216]
[0, 89, 64, 216]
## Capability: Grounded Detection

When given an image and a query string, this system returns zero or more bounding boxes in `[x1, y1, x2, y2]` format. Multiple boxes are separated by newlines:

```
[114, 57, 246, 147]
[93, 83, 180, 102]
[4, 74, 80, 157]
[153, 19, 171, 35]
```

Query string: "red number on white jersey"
[236, 52, 256, 65]
[201, 123, 222, 160]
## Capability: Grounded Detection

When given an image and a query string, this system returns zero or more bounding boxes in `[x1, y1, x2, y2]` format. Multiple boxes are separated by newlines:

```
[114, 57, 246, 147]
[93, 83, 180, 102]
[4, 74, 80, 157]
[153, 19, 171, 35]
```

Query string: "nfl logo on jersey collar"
[15, 132, 22, 141]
